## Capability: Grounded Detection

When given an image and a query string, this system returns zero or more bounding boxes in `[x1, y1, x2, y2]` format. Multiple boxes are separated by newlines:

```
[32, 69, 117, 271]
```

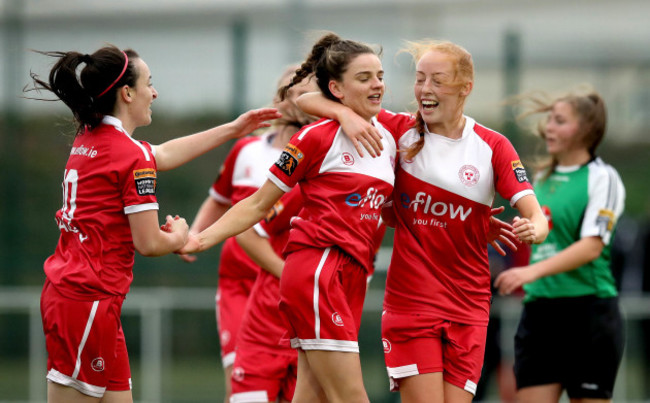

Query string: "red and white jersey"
[238, 187, 303, 352]
[209, 132, 283, 279]
[268, 115, 399, 271]
[381, 114, 534, 325]
[44, 116, 159, 300]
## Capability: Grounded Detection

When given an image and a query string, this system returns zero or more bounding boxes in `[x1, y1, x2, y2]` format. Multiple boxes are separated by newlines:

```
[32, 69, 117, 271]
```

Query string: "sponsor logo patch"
[597, 208, 616, 231]
[274, 143, 304, 176]
[511, 160, 528, 183]
[70, 144, 98, 158]
[265, 200, 285, 222]
[133, 168, 156, 196]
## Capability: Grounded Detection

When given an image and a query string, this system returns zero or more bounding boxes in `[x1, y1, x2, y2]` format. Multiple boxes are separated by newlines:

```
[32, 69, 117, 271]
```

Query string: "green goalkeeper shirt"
[523, 157, 626, 303]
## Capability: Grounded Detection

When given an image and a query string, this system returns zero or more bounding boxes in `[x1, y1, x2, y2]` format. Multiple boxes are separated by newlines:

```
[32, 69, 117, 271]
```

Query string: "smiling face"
[414, 50, 472, 135]
[544, 101, 584, 159]
[328, 53, 384, 121]
[128, 58, 158, 128]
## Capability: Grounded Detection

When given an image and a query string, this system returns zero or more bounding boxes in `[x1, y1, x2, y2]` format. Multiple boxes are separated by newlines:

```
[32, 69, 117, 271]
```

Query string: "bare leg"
[101, 390, 133, 403]
[223, 364, 233, 403]
[443, 381, 475, 403]
[48, 382, 99, 403]
[47, 381, 133, 403]
[517, 383, 563, 403]
[302, 350, 369, 403]
[398, 372, 445, 403]
[292, 350, 327, 403]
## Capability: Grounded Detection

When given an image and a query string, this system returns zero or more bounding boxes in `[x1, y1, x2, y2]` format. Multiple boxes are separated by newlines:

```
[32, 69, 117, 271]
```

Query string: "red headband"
[97, 51, 129, 98]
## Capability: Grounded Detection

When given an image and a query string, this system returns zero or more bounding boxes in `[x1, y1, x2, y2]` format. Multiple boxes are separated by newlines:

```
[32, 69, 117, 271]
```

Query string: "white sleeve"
[581, 162, 625, 245]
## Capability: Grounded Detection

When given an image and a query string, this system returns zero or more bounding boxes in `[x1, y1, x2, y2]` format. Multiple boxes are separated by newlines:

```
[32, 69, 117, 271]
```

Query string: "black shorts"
[514, 295, 624, 399]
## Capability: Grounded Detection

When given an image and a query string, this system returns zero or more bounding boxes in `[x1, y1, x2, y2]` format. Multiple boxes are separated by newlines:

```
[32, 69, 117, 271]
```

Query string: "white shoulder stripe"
[103, 115, 153, 162]
[125, 135, 152, 162]
[298, 119, 332, 140]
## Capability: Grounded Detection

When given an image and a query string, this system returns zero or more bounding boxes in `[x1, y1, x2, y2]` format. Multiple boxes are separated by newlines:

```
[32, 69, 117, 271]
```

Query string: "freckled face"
[414, 50, 469, 133]
[329, 53, 384, 121]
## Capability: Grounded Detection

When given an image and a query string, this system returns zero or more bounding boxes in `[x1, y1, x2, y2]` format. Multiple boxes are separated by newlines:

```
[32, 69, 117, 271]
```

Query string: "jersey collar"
[101, 115, 131, 137]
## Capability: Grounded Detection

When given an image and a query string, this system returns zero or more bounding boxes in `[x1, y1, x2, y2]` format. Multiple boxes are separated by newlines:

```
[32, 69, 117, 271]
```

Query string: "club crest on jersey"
[265, 200, 285, 222]
[232, 367, 245, 382]
[511, 160, 529, 183]
[275, 144, 304, 176]
[382, 338, 392, 353]
[458, 165, 480, 187]
[341, 152, 355, 166]
[91, 357, 105, 372]
[133, 168, 156, 196]
[332, 312, 344, 326]
[220, 330, 231, 345]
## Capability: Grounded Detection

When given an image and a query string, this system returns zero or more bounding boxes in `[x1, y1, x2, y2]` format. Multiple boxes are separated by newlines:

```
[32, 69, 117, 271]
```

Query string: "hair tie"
[82, 54, 93, 64]
[97, 51, 129, 98]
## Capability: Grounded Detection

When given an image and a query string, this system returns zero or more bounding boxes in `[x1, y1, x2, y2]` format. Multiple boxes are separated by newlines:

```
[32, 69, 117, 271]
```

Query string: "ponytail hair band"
[97, 51, 129, 98]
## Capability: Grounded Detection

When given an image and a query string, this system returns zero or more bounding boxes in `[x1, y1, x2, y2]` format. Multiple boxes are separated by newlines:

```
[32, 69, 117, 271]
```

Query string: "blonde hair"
[399, 40, 474, 160]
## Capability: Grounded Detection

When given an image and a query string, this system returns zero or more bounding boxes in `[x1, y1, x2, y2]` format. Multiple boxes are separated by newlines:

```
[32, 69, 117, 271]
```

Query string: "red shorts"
[279, 247, 367, 352]
[381, 310, 487, 395]
[230, 341, 297, 403]
[216, 276, 256, 367]
[40, 280, 131, 397]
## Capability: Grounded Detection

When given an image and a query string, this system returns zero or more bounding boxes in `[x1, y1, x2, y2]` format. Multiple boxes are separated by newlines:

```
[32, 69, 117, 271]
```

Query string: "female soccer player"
[180, 33, 399, 403]
[494, 88, 625, 403]
[297, 39, 548, 403]
[29, 45, 279, 402]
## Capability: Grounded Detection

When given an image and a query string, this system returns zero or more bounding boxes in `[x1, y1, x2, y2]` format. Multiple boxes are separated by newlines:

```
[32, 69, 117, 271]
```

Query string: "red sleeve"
[120, 140, 158, 211]
[268, 119, 330, 190]
[479, 127, 533, 200]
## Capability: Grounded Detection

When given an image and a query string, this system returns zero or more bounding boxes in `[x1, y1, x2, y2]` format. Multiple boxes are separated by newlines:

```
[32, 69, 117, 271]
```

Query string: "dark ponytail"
[26, 45, 139, 134]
